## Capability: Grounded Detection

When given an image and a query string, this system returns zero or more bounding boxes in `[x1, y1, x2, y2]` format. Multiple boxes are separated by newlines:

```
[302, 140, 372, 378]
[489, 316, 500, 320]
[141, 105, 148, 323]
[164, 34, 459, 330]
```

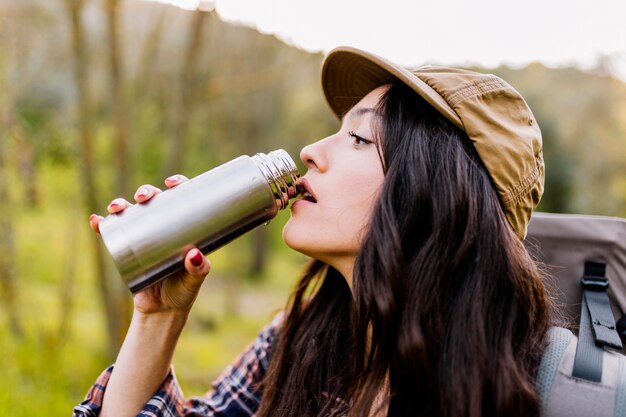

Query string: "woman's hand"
[89, 175, 211, 316]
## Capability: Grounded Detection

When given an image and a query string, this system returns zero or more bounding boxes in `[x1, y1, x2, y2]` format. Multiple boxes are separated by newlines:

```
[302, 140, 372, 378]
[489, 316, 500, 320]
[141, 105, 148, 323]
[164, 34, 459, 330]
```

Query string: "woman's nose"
[300, 137, 329, 172]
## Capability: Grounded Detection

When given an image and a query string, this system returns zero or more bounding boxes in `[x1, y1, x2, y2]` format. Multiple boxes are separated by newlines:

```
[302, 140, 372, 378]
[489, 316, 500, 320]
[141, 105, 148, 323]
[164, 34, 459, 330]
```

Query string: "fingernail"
[90, 214, 98, 221]
[108, 198, 123, 210]
[166, 175, 179, 183]
[136, 187, 149, 198]
[190, 250, 204, 267]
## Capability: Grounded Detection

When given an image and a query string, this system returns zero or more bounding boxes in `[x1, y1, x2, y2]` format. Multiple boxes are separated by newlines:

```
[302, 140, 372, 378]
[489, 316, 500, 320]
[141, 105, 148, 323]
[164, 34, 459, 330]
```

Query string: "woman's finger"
[89, 214, 104, 234]
[164, 174, 190, 189]
[183, 248, 211, 278]
[107, 198, 132, 214]
[134, 184, 163, 204]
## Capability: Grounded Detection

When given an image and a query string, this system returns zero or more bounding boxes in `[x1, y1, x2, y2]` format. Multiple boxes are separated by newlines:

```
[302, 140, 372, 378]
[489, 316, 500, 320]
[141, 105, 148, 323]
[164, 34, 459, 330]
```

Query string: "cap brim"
[321, 46, 463, 130]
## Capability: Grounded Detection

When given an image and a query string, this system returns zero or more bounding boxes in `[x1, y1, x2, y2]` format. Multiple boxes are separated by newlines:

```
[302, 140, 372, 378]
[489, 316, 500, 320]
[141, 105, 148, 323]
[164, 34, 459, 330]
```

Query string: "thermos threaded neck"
[252, 149, 301, 209]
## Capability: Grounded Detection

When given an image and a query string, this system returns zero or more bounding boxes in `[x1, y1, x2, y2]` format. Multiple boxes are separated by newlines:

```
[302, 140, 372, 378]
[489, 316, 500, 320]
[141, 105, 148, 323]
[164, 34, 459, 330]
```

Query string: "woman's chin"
[283, 223, 331, 262]
[282, 224, 311, 256]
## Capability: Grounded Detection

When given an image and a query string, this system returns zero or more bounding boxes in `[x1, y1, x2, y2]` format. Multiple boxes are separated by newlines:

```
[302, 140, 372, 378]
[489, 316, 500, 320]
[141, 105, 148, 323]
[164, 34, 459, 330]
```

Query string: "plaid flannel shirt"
[73, 313, 282, 417]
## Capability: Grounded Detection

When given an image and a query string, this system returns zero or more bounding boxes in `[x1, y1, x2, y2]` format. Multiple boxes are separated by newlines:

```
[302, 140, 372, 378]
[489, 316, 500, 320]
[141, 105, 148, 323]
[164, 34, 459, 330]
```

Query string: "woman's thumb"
[184, 248, 211, 277]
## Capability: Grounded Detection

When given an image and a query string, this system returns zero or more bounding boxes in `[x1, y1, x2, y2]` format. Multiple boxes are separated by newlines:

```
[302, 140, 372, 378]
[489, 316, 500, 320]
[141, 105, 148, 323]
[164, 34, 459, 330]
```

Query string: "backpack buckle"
[580, 276, 609, 291]
[580, 261, 609, 291]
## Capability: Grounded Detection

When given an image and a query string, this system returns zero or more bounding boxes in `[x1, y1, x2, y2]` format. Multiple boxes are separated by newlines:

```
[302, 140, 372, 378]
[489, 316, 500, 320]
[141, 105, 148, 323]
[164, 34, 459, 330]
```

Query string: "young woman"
[75, 46, 552, 417]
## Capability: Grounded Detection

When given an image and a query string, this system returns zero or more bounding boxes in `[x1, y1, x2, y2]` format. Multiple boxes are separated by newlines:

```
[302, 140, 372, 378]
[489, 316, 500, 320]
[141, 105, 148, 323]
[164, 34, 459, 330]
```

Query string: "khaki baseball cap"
[321, 46, 544, 240]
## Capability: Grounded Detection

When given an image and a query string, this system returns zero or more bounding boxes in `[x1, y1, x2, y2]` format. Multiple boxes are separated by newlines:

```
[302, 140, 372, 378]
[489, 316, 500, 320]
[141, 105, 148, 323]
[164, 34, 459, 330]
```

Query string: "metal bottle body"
[98, 150, 300, 293]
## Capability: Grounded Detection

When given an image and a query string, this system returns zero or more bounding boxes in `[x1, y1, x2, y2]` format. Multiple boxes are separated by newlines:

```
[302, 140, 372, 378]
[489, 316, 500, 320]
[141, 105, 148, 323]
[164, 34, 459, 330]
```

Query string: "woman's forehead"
[341, 85, 388, 122]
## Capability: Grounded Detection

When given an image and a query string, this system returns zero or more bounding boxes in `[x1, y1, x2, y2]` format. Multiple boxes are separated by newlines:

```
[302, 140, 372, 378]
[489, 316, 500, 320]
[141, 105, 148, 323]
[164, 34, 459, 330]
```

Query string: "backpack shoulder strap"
[537, 327, 626, 417]
[536, 327, 574, 414]
[573, 261, 623, 382]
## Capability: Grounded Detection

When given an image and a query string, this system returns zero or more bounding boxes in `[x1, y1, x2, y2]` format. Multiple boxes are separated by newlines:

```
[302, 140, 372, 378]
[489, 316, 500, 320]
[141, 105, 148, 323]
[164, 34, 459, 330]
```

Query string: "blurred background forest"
[0, 0, 625, 415]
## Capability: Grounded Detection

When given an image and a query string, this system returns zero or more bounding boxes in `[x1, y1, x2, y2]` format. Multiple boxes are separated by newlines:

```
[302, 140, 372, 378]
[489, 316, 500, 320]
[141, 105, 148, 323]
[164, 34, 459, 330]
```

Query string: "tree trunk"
[249, 227, 268, 278]
[57, 208, 80, 344]
[105, 0, 132, 331]
[105, 0, 130, 196]
[15, 131, 39, 207]
[65, 0, 125, 358]
[138, 6, 167, 87]
[0, 83, 23, 338]
[162, 10, 208, 176]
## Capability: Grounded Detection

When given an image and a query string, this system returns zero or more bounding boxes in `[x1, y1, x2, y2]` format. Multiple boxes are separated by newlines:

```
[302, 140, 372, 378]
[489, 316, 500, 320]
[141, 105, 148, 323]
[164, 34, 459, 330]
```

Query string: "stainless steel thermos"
[98, 149, 301, 293]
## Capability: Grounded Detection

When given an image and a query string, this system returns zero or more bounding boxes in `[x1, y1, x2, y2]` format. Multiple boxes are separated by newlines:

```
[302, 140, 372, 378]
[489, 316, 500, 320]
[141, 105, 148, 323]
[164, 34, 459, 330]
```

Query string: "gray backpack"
[525, 212, 626, 417]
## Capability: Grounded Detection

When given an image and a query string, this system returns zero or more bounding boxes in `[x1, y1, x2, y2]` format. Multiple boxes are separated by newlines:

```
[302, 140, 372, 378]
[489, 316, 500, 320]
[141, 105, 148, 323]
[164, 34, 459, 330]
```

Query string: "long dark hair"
[258, 81, 552, 417]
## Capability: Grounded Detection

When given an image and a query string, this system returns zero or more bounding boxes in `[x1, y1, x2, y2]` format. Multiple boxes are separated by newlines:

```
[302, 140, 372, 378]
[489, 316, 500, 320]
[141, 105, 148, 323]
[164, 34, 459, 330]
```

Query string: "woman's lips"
[299, 178, 317, 203]
[291, 178, 317, 208]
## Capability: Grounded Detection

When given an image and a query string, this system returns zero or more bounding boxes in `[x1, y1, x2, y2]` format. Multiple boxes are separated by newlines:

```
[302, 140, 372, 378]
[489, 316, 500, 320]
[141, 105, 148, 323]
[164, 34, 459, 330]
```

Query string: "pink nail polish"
[136, 187, 149, 198]
[166, 175, 179, 183]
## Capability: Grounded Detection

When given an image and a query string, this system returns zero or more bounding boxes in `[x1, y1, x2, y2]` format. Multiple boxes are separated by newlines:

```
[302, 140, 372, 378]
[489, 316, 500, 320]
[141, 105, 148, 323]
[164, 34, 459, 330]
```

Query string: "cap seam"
[447, 78, 509, 108]
[501, 157, 541, 206]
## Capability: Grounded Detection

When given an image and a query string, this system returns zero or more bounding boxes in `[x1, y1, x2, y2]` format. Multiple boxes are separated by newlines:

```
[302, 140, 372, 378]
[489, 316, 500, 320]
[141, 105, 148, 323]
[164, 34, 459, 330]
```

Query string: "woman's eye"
[348, 131, 372, 146]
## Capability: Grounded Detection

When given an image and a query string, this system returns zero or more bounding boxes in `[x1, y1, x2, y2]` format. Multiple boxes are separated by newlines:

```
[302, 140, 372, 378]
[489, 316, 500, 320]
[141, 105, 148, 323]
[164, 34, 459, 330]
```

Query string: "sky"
[145, 0, 626, 81]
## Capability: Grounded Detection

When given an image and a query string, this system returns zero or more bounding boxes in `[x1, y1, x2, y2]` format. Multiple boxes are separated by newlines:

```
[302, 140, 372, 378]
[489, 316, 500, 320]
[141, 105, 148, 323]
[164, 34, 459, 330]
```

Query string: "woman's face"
[283, 86, 387, 279]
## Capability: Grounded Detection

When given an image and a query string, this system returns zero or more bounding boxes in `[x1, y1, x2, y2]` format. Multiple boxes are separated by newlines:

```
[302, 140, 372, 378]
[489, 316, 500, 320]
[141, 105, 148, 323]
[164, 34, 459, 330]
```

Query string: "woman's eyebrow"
[342, 107, 379, 123]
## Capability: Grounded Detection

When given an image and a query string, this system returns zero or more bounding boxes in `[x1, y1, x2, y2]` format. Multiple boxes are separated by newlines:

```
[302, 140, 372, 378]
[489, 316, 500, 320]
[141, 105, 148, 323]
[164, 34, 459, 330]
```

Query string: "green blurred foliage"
[0, 1, 624, 416]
